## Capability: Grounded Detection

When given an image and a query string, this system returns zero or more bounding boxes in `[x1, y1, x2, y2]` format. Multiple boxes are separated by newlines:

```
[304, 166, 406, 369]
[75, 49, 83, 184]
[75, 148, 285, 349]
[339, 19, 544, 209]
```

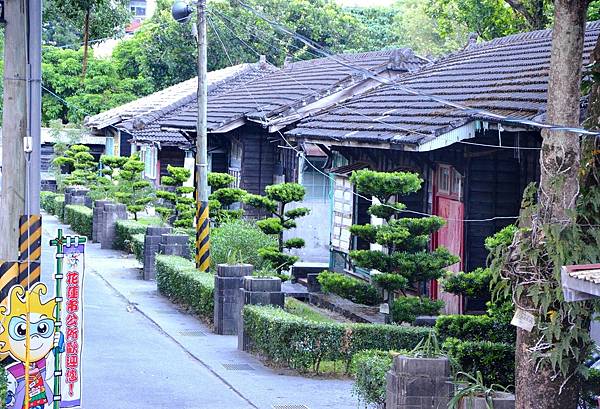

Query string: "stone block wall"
[143, 226, 172, 280]
[158, 234, 190, 259]
[64, 187, 89, 206]
[100, 203, 128, 249]
[92, 200, 112, 243]
[214, 264, 253, 335]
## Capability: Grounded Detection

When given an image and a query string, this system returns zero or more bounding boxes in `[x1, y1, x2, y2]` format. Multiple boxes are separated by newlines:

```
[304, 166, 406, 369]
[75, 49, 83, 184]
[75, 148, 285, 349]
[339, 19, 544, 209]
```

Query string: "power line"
[207, 15, 527, 224]
[233, 0, 600, 138]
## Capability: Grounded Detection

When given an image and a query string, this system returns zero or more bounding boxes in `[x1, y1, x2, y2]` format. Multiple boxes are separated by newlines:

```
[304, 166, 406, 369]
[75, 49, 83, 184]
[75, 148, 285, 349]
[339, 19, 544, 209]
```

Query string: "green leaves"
[265, 183, 306, 204]
[207, 172, 235, 191]
[284, 207, 311, 219]
[256, 218, 284, 235]
[244, 194, 278, 213]
[390, 296, 444, 324]
[440, 267, 492, 298]
[317, 271, 380, 306]
[350, 169, 422, 203]
[371, 273, 408, 292]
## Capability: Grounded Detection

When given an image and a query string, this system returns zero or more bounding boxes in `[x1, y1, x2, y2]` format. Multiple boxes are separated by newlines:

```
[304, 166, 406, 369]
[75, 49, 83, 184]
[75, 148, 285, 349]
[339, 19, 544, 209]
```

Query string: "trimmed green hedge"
[442, 337, 514, 387]
[54, 195, 66, 221]
[351, 350, 396, 406]
[114, 220, 148, 251]
[131, 233, 145, 263]
[435, 314, 515, 344]
[242, 304, 431, 373]
[317, 271, 379, 306]
[156, 255, 214, 322]
[40, 191, 57, 212]
[64, 205, 93, 237]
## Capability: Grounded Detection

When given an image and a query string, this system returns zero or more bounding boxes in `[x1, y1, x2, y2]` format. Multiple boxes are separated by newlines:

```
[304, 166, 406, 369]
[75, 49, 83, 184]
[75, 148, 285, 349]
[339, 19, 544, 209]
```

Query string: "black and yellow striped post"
[196, 200, 210, 272]
[18, 215, 42, 262]
[0, 261, 41, 302]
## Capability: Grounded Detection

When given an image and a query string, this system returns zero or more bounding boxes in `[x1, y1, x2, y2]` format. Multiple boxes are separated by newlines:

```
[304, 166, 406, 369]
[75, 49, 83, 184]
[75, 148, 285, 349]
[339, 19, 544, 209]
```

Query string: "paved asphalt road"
[41, 219, 254, 409]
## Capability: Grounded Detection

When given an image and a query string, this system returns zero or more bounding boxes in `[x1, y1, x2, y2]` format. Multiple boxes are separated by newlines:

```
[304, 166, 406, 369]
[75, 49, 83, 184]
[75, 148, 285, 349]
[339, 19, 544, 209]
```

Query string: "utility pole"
[0, 0, 29, 260]
[195, 0, 210, 272]
[29, 0, 42, 216]
[171, 0, 210, 271]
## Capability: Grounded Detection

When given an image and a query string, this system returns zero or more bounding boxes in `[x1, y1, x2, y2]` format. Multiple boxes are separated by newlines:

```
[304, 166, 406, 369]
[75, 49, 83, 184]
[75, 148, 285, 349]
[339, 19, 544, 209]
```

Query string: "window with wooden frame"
[437, 165, 451, 195]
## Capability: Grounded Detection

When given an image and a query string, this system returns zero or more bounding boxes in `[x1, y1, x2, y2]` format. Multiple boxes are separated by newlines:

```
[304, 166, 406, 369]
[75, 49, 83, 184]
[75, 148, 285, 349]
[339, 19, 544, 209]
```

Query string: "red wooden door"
[431, 165, 465, 314]
[433, 197, 464, 314]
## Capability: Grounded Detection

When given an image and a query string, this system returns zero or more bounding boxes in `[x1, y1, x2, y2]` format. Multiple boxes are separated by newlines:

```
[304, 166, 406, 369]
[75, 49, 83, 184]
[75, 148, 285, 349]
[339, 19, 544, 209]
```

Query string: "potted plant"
[449, 371, 514, 409]
[387, 331, 453, 408]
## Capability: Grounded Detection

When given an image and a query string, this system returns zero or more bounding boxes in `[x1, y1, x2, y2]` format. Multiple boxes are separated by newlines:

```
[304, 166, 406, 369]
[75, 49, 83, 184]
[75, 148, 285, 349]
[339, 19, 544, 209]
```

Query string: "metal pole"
[0, 0, 28, 260]
[195, 0, 211, 271]
[28, 0, 42, 214]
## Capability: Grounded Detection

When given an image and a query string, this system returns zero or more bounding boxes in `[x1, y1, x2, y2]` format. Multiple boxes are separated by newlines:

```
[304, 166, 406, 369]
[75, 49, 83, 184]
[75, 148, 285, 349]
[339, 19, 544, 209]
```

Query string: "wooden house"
[286, 22, 600, 312]
[159, 49, 428, 262]
[84, 61, 274, 185]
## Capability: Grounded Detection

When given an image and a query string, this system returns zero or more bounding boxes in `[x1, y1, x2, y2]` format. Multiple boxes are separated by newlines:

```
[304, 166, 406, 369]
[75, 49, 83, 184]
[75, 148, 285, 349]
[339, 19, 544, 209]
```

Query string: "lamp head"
[171, 0, 193, 23]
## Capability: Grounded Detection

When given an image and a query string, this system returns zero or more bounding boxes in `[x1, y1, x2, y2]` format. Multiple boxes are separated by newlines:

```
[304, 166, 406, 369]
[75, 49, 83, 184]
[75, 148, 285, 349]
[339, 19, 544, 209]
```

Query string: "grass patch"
[285, 298, 335, 323]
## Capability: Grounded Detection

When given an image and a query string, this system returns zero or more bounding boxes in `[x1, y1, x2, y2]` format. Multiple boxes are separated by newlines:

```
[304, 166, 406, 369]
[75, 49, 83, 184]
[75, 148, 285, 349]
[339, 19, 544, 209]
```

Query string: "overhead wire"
[232, 0, 600, 138]
[207, 12, 526, 224]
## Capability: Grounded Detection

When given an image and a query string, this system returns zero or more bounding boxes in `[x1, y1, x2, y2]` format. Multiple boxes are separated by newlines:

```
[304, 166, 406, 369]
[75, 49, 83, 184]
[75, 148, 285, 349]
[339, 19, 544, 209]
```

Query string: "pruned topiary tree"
[155, 165, 195, 228]
[244, 183, 310, 278]
[113, 154, 155, 220]
[348, 169, 459, 311]
[89, 155, 129, 200]
[52, 144, 98, 188]
[207, 173, 247, 226]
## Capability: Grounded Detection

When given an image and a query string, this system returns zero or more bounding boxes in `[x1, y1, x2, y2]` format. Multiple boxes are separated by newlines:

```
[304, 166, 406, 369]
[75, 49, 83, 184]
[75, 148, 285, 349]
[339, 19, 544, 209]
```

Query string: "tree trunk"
[81, 8, 91, 79]
[515, 1, 589, 408]
[505, 0, 549, 30]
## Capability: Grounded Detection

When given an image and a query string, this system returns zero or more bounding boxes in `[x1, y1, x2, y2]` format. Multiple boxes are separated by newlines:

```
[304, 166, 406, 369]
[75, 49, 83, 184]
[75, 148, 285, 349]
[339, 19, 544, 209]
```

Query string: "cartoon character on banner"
[0, 283, 62, 409]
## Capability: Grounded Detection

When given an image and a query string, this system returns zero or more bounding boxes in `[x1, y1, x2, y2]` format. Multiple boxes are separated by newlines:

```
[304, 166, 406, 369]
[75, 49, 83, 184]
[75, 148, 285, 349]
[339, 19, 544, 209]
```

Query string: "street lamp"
[172, 0, 211, 272]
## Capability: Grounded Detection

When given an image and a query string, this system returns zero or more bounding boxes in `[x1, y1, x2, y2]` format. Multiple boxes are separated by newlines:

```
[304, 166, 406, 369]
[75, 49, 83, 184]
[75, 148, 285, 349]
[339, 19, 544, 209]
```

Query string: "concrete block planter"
[386, 355, 452, 409]
[457, 392, 515, 409]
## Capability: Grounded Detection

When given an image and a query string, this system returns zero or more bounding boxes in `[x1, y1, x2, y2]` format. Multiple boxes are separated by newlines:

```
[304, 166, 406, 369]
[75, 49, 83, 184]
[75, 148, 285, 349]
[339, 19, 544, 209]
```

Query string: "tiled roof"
[85, 63, 267, 131]
[288, 21, 600, 148]
[159, 49, 428, 132]
[130, 62, 277, 146]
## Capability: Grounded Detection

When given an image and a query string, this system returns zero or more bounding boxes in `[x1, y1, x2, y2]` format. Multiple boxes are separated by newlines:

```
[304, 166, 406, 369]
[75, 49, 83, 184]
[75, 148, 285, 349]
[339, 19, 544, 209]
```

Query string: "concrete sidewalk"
[42, 213, 355, 409]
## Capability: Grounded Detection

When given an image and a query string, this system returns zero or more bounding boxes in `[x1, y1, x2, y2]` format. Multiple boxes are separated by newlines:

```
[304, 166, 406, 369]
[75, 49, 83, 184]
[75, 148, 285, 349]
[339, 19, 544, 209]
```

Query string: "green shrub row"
[64, 205, 93, 237]
[40, 191, 57, 212]
[55, 195, 66, 221]
[442, 337, 514, 387]
[41, 192, 65, 220]
[435, 314, 515, 344]
[114, 220, 148, 251]
[156, 255, 214, 322]
[351, 350, 395, 407]
[131, 233, 145, 263]
[317, 271, 379, 306]
[242, 304, 431, 373]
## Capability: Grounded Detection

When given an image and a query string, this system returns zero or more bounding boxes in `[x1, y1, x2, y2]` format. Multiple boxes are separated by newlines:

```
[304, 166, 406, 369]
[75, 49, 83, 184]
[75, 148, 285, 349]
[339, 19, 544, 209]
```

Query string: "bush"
[54, 195, 66, 221]
[390, 296, 444, 324]
[40, 191, 57, 212]
[443, 337, 514, 387]
[242, 304, 431, 373]
[210, 220, 277, 270]
[131, 233, 145, 263]
[156, 255, 214, 322]
[64, 205, 93, 237]
[435, 314, 516, 344]
[440, 267, 492, 297]
[351, 350, 395, 407]
[317, 271, 379, 306]
[114, 220, 148, 251]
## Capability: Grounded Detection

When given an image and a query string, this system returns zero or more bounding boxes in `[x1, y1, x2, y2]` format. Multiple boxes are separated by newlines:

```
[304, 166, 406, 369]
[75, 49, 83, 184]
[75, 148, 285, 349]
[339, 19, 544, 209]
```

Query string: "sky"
[336, 0, 396, 6]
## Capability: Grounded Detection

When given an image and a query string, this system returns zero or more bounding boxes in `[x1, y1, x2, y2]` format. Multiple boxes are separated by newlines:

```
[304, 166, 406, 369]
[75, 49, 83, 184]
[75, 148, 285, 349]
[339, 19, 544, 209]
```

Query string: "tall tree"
[493, 2, 597, 408]
[50, 0, 130, 76]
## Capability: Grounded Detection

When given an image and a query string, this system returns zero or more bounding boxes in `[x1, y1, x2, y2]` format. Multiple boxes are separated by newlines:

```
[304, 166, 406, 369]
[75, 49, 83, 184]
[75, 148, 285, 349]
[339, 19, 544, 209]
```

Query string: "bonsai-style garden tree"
[89, 155, 128, 200]
[348, 169, 458, 317]
[244, 183, 310, 278]
[155, 165, 195, 228]
[52, 144, 98, 188]
[207, 173, 247, 226]
[113, 154, 155, 220]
